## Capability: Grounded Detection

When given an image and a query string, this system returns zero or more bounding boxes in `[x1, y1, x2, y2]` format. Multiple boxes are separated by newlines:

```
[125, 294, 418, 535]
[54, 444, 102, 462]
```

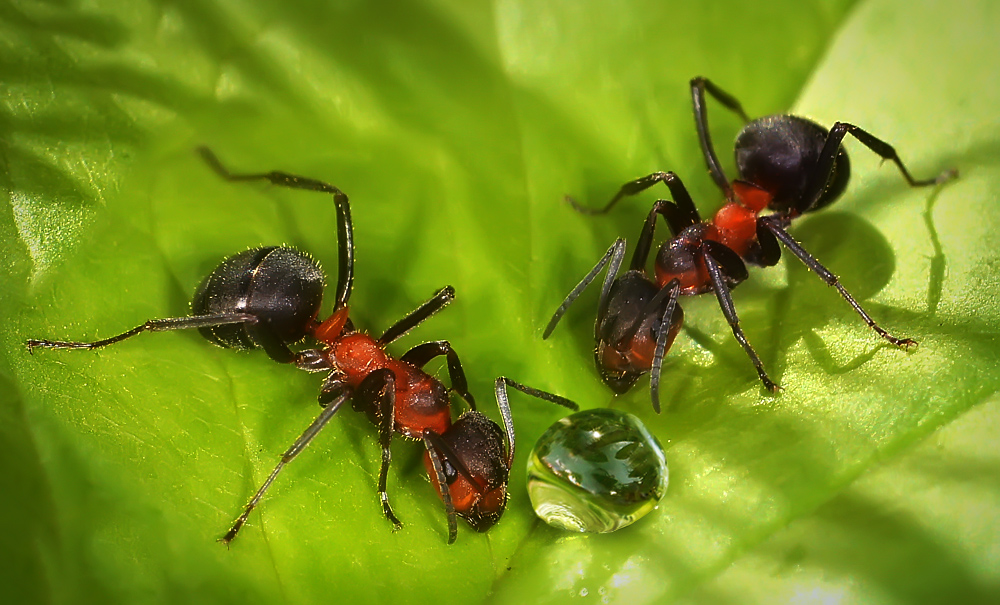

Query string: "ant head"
[423, 411, 511, 533]
[598, 362, 644, 394]
[595, 272, 684, 393]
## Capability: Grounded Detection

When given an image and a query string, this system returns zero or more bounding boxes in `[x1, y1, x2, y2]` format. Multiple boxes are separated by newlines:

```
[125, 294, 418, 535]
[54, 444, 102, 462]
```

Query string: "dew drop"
[527, 408, 667, 533]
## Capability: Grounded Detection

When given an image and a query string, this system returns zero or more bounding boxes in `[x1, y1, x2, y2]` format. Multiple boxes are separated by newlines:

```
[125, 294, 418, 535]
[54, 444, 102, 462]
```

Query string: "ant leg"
[400, 340, 475, 410]
[567, 171, 701, 221]
[648, 280, 683, 413]
[543, 238, 627, 340]
[221, 387, 350, 545]
[690, 77, 750, 198]
[633, 199, 695, 272]
[690, 77, 752, 123]
[702, 243, 779, 392]
[317, 372, 348, 406]
[495, 377, 578, 413]
[294, 348, 332, 373]
[422, 433, 458, 544]
[753, 219, 783, 267]
[197, 147, 355, 310]
[704, 240, 750, 283]
[661, 197, 700, 237]
[492, 378, 518, 469]
[801, 122, 957, 212]
[244, 322, 303, 364]
[26, 312, 258, 354]
[353, 369, 402, 530]
[761, 218, 916, 348]
[377, 286, 455, 346]
[494, 377, 579, 468]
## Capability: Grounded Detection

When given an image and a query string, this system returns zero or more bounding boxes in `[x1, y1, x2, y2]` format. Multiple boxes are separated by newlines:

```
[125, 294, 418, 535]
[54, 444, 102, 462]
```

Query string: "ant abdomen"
[192, 246, 325, 349]
[735, 115, 851, 214]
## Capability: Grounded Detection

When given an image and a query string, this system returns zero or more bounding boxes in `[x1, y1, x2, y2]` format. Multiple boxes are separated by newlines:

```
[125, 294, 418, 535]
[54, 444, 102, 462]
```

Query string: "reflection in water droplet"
[527, 408, 667, 532]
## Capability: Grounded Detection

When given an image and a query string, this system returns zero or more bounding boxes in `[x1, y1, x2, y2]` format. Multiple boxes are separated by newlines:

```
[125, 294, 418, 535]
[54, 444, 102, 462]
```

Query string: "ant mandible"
[545, 77, 956, 412]
[27, 148, 576, 544]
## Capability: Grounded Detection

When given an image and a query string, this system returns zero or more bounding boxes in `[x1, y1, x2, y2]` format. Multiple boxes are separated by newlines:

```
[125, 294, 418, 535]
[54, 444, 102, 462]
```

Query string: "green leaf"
[3, 0, 997, 603]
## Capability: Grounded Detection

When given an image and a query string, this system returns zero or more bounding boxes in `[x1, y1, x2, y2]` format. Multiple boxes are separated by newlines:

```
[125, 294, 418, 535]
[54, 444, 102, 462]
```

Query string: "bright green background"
[3, 0, 999, 603]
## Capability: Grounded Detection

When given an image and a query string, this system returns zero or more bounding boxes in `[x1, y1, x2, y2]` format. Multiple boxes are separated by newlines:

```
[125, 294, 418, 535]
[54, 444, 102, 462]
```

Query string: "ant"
[26, 148, 577, 544]
[545, 76, 956, 412]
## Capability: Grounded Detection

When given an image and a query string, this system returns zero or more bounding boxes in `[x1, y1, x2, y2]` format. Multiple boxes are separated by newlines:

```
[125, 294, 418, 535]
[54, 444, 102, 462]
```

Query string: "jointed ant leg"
[422, 433, 458, 544]
[246, 322, 302, 364]
[424, 431, 484, 500]
[762, 218, 916, 348]
[648, 280, 682, 414]
[702, 246, 778, 392]
[690, 77, 751, 198]
[543, 238, 627, 340]
[494, 377, 580, 468]
[703, 239, 750, 283]
[690, 77, 751, 123]
[197, 146, 356, 309]
[294, 348, 332, 373]
[378, 286, 456, 346]
[26, 312, 259, 354]
[801, 122, 957, 212]
[567, 170, 701, 220]
[400, 340, 476, 410]
[632, 199, 693, 274]
[221, 389, 350, 545]
[317, 372, 348, 406]
[354, 369, 402, 530]
[753, 219, 783, 267]
[492, 378, 519, 469]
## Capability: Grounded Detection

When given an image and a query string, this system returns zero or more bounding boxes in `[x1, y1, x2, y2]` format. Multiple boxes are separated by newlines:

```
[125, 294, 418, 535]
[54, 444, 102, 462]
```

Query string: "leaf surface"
[3, 0, 998, 603]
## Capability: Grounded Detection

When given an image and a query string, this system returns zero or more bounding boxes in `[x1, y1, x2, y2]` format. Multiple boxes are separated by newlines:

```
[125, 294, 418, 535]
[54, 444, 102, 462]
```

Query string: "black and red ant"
[545, 77, 956, 412]
[26, 148, 576, 544]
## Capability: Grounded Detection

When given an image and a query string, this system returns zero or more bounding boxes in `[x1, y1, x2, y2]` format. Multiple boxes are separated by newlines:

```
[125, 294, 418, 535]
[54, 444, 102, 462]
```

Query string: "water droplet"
[527, 408, 667, 532]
